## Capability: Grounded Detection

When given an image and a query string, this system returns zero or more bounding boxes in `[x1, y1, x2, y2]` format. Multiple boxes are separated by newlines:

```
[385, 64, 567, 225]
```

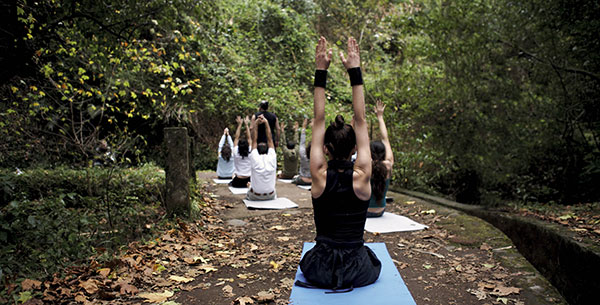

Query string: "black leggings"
[230, 176, 250, 188]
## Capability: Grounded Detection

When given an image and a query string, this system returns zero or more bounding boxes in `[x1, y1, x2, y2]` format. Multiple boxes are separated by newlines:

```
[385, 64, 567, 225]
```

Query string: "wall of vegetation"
[1, 0, 598, 205]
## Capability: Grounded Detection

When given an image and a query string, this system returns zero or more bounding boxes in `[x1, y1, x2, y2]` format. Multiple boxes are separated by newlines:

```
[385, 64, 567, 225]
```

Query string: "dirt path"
[174, 172, 566, 304]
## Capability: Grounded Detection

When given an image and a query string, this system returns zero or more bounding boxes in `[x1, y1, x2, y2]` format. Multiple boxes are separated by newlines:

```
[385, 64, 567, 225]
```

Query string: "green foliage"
[0, 164, 165, 282]
[1, 0, 598, 205]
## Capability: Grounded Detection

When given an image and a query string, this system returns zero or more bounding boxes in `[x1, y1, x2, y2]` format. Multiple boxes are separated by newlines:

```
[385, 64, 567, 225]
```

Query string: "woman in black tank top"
[299, 36, 381, 290]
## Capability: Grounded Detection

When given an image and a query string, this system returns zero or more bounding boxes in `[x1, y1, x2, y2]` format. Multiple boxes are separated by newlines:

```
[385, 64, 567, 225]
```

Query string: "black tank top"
[312, 160, 369, 245]
[255, 110, 277, 144]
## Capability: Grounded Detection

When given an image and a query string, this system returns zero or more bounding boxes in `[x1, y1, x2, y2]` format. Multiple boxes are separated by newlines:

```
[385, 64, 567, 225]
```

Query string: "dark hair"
[306, 142, 311, 160]
[324, 115, 356, 160]
[370, 141, 387, 201]
[221, 137, 232, 162]
[238, 139, 249, 159]
[260, 101, 269, 110]
[257, 142, 268, 155]
[286, 140, 296, 150]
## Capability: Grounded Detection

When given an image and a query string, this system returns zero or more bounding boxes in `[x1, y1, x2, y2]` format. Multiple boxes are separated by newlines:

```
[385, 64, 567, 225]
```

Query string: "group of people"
[216, 100, 312, 201]
[216, 36, 395, 291]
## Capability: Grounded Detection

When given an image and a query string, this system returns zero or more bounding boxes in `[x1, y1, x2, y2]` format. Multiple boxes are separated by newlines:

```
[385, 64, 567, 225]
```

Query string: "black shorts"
[230, 176, 250, 188]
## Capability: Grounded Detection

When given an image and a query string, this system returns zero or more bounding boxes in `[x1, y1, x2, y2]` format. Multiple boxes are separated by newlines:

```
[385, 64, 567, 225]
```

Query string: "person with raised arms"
[367, 100, 395, 217]
[216, 127, 234, 179]
[246, 115, 277, 201]
[230, 116, 253, 188]
[292, 118, 312, 186]
[298, 36, 381, 291]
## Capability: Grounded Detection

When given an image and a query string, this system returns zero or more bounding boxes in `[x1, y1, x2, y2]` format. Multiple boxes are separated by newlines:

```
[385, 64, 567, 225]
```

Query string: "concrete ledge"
[394, 188, 600, 305]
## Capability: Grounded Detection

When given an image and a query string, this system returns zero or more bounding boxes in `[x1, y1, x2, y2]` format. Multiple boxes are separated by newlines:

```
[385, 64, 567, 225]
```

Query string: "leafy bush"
[0, 164, 165, 282]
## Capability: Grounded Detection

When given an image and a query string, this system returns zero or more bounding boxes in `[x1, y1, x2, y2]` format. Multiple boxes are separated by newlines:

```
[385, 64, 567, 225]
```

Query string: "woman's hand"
[224, 127, 229, 135]
[280, 121, 287, 130]
[302, 118, 308, 129]
[293, 121, 299, 130]
[375, 100, 386, 117]
[339, 36, 360, 69]
[315, 36, 332, 70]
[236, 116, 243, 125]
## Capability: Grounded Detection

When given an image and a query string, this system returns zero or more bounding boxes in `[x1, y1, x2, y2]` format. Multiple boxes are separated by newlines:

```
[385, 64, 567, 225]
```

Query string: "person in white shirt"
[230, 116, 252, 188]
[246, 114, 277, 201]
[216, 128, 234, 179]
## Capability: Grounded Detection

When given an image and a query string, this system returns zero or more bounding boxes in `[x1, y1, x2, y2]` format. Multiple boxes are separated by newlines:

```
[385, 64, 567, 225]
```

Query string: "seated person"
[367, 100, 394, 217]
[292, 118, 312, 185]
[246, 115, 277, 201]
[299, 36, 381, 290]
[216, 128, 234, 179]
[230, 116, 252, 188]
[279, 121, 299, 179]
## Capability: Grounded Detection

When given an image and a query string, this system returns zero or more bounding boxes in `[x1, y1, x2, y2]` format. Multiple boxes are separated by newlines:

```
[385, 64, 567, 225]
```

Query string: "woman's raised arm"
[340, 36, 371, 200]
[310, 36, 332, 198]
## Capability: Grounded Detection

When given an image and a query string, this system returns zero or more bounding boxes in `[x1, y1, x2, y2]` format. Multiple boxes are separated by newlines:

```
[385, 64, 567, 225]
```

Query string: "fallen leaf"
[423, 264, 432, 269]
[119, 283, 139, 295]
[161, 302, 182, 305]
[270, 261, 279, 269]
[184, 256, 208, 265]
[478, 282, 496, 290]
[491, 286, 521, 296]
[18, 291, 33, 303]
[79, 279, 99, 294]
[138, 290, 174, 303]
[268, 225, 287, 231]
[468, 288, 487, 300]
[199, 264, 218, 273]
[153, 263, 166, 273]
[235, 296, 255, 305]
[479, 243, 492, 251]
[256, 291, 275, 302]
[21, 279, 42, 291]
[222, 285, 234, 298]
[483, 263, 495, 269]
[280, 278, 294, 288]
[497, 297, 509, 304]
[169, 275, 194, 283]
[74, 294, 87, 303]
[421, 209, 436, 214]
[277, 236, 290, 242]
[97, 268, 111, 277]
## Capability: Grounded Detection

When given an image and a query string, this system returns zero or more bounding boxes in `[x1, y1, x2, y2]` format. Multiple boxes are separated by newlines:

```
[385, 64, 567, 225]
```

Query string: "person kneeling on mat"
[216, 128, 234, 179]
[230, 116, 252, 188]
[367, 100, 394, 218]
[246, 115, 277, 201]
[298, 36, 381, 291]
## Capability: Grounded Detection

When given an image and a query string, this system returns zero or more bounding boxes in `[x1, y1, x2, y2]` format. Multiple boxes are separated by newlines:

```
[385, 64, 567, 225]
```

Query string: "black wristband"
[314, 70, 327, 88]
[347, 67, 363, 86]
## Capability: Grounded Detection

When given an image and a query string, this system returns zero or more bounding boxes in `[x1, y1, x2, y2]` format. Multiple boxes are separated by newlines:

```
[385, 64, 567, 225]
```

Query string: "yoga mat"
[364, 212, 428, 233]
[290, 243, 416, 305]
[228, 187, 249, 195]
[297, 185, 311, 190]
[278, 178, 293, 183]
[212, 178, 232, 184]
[243, 197, 298, 210]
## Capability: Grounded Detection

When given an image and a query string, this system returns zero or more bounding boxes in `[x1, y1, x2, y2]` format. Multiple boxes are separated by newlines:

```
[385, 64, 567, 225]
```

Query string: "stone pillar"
[164, 127, 190, 216]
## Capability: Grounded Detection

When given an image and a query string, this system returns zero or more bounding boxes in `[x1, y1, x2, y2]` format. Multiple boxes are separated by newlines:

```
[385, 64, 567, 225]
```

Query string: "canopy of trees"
[1, 0, 598, 205]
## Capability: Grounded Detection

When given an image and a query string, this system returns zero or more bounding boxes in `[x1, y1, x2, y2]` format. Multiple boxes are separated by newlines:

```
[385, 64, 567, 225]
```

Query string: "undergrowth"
[0, 164, 168, 288]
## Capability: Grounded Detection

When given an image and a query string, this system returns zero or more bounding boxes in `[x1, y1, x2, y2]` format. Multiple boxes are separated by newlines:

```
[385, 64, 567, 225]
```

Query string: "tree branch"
[499, 39, 600, 82]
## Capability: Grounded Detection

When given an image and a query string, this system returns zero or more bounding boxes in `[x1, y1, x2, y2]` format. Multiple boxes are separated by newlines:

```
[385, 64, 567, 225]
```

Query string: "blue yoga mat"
[289, 242, 417, 305]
